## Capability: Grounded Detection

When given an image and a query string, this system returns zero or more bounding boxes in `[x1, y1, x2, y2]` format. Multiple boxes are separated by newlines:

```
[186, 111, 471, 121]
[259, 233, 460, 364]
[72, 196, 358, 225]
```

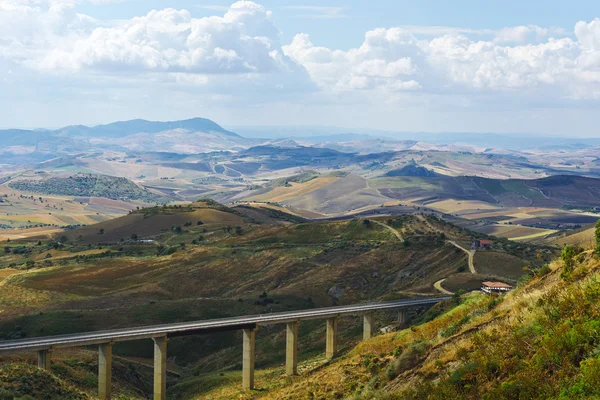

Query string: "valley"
[0, 200, 557, 398]
[0, 117, 598, 399]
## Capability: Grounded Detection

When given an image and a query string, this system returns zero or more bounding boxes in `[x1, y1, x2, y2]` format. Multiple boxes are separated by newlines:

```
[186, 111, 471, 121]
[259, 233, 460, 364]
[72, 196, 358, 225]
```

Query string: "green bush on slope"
[398, 258, 600, 400]
[0, 364, 89, 400]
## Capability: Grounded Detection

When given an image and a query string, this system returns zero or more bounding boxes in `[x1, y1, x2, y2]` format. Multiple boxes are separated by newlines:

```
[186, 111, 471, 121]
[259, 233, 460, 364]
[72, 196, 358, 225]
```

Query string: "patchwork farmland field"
[471, 224, 556, 240]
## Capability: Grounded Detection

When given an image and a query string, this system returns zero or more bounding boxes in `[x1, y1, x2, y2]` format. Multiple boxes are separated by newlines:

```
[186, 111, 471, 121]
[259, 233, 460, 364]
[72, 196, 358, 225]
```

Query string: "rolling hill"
[0, 201, 556, 399]
[8, 174, 166, 204]
[242, 171, 600, 220]
[187, 248, 600, 399]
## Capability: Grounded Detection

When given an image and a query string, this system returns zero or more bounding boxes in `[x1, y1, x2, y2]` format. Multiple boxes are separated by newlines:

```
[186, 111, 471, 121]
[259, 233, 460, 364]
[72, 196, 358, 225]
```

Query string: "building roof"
[479, 240, 492, 245]
[482, 281, 512, 288]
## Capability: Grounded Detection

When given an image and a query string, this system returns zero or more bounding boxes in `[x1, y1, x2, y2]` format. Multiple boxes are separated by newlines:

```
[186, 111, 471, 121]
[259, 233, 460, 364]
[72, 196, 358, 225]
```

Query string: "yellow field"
[509, 230, 558, 241]
[551, 227, 596, 247]
[0, 183, 134, 242]
[0, 226, 64, 241]
[248, 177, 338, 203]
[0, 268, 20, 282]
[426, 199, 501, 214]
[476, 224, 556, 240]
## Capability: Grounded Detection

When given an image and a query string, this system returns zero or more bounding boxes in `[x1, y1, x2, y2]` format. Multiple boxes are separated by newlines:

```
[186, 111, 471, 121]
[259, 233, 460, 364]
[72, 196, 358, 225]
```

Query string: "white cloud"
[1, 0, 600, 130]
[1, 0, 299, 77]
[283, 29, 424, 93]
[284, 20, 600, 99]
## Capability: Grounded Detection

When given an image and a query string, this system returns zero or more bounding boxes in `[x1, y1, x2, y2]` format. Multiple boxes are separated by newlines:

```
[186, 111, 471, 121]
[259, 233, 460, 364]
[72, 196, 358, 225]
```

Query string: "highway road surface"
[0, 297, 450, 354]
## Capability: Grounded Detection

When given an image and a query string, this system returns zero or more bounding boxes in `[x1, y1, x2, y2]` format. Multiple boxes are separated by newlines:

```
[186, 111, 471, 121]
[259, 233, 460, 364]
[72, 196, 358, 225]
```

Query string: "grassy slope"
[0, 347, 159, 400]
[248, 173, 600, 218]
[194, 251, 600, 400]
[0, 208, 553, 399]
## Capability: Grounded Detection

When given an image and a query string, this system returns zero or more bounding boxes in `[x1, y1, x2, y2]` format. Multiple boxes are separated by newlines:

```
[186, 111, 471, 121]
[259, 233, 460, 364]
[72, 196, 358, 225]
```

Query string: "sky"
[1, 0, 600, 137]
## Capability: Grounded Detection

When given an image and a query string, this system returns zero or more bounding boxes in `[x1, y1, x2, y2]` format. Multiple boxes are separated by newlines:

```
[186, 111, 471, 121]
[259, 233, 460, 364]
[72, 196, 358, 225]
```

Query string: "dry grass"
[0, 268, 20, 281]
[474, 224, 556, 240]
[193, 257, 575, 399]
[426, 199, 501, 214]
[552, 226, 596, 247]
[249, 177, 339, 203]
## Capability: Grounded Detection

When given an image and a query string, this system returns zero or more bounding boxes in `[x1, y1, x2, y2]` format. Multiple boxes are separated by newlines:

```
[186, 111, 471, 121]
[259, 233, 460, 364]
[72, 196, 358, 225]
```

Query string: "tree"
[98, 228, 105, 235]
[595, 219, 600, 257]
[131, 233, 138, 240]
[561, 245, 582, 279]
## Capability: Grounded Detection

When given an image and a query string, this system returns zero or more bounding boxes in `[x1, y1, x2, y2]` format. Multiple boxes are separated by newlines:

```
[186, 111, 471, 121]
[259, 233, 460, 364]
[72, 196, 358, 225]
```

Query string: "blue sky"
[1, 1, 600, 136]
[80, 1, 600, 47]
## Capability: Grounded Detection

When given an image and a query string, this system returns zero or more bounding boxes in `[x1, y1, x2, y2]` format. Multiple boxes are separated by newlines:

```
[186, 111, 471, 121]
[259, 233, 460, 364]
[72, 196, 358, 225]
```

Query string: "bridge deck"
[0, 297, 449, 354]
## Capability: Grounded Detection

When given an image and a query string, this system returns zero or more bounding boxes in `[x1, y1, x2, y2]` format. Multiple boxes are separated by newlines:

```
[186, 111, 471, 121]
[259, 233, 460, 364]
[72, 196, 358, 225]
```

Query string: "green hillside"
[179, 246, 600, 399]
[0, 202, 556, 399]
[9, 174, 165, 203]
[0, 200, 553, 398]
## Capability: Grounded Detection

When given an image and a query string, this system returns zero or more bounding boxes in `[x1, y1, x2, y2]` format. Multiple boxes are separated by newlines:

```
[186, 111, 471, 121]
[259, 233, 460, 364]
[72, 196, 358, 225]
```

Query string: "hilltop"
[0, 117, 264, 157]
[8, 174, 165, 204]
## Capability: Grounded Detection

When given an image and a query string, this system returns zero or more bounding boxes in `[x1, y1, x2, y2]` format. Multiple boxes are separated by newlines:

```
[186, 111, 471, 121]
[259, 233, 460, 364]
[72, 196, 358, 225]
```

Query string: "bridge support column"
[37, 349, 51, 370]
[242, 327, 256, 390]
[398, 309, 407, 325]
[326, 317, 337, 360]
[153, 336, 168, 400]
[286, 321, 299, 375]
[363, 314, 374, 341]
[98, 343, 113, 400]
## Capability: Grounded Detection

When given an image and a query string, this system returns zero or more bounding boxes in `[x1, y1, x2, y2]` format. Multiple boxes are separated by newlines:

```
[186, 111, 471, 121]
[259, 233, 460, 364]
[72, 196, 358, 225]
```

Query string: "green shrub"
[0, 389, 14, 400]
[82, 372, 97, 388]
[385, 341, 429, 380]
[449, 361, 479, 387]
[536, 264, 552, 277]
[595, 219, 600, 257]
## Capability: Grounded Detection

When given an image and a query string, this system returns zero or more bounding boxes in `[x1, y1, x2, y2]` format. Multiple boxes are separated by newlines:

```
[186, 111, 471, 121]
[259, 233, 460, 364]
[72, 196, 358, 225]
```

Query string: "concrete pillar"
[363, 314, 374, 341]
[98, 343, 113, 400]
[37, 349, 51, 370]
[326, 317, 338, 360]
[242, 328, 256, 390]
[153, 336, 168, 400]
[398, 309, 407, 325]
[286, 321, 299, 375]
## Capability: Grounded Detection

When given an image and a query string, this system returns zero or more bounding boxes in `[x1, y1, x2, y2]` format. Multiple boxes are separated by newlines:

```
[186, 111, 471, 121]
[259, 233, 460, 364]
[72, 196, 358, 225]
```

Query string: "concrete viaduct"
[0, 297, 449, 399]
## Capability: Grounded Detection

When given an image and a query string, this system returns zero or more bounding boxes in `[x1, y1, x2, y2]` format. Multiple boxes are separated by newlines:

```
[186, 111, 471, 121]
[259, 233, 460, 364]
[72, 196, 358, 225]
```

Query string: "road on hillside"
[447, 240, 476, 274]
[433, 278, 454, 295]
[369, 219, 404, 241]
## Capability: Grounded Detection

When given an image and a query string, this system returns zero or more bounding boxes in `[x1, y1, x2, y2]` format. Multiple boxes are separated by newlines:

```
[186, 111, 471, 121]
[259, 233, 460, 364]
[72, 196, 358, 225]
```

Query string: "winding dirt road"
[447, 240, 476, 274]
[433, 278, 454, 295]
[369, 219, 404, 241]
[433, 241, 477, 295]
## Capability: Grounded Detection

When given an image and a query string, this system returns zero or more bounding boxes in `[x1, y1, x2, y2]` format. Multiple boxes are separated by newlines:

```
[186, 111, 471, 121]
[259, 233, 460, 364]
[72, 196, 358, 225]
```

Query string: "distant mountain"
[54, 117, 240, 139]
[0, 118, 266, 160]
